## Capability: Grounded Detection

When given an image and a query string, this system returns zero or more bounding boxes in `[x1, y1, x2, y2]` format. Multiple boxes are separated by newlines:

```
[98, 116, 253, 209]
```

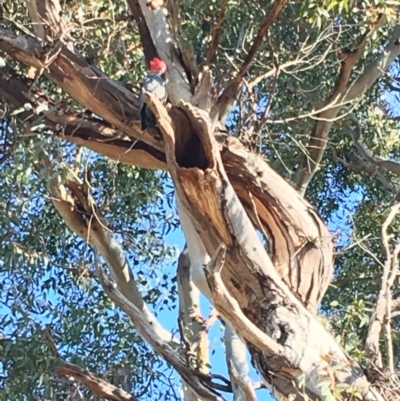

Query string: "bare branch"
[0, 65, 166, 169]
[96, 262, 227, 401]
[177, 247, 208, 401]
[347, 113, 400, 178]
[225, 326, 258, 401]
[26, 0, 68, 43]
[44, 162, 177, 346]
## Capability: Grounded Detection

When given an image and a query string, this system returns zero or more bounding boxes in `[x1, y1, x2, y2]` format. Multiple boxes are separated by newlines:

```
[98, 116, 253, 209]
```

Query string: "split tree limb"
[143, 92, 383, 400]
[1, 61, 333, 314]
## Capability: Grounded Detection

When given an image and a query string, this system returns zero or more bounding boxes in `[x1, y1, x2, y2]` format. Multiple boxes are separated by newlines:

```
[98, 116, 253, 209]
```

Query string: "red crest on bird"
[149, 57, 167, 73]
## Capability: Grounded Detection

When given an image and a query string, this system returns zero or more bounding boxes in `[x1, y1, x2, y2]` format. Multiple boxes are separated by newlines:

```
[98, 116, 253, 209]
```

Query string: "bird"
[139, 57, 168, 130]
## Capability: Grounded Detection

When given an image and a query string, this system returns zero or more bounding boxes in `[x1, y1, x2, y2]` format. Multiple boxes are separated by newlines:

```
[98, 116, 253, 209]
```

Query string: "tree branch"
[0, 27, 167, 151]
[57, 361, 138, 401]
[45, 163, 177, 346]
[217, 0, 289, 120]
[204, 244, 286, 359]
[126, 0, 159, 66]
[294, 23, 400, 195]
[205, 0, 229, 66]
[0, 65, 166, 169]
[347, 113, 400, 177]
[366, 203, 400, 374]
[96, 262, 227, 401]
[133, 0, 192, 104]
[177, 247, 208, 401]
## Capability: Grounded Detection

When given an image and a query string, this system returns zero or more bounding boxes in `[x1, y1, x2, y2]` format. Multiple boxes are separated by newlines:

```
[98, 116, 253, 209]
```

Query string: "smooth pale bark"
[224, 326, 253, 401]
[177, 200, 254, 401]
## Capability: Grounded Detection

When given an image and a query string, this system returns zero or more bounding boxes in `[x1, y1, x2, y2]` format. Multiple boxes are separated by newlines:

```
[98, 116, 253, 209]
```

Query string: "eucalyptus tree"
[1, 0, 400, 400]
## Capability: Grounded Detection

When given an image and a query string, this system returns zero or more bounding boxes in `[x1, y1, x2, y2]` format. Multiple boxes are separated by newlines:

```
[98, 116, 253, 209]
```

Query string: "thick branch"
[134, 0, 192, 104]
[0, 66, 166, 169]
[0, 28, 164, 152]
[126, 0, 159, 66]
